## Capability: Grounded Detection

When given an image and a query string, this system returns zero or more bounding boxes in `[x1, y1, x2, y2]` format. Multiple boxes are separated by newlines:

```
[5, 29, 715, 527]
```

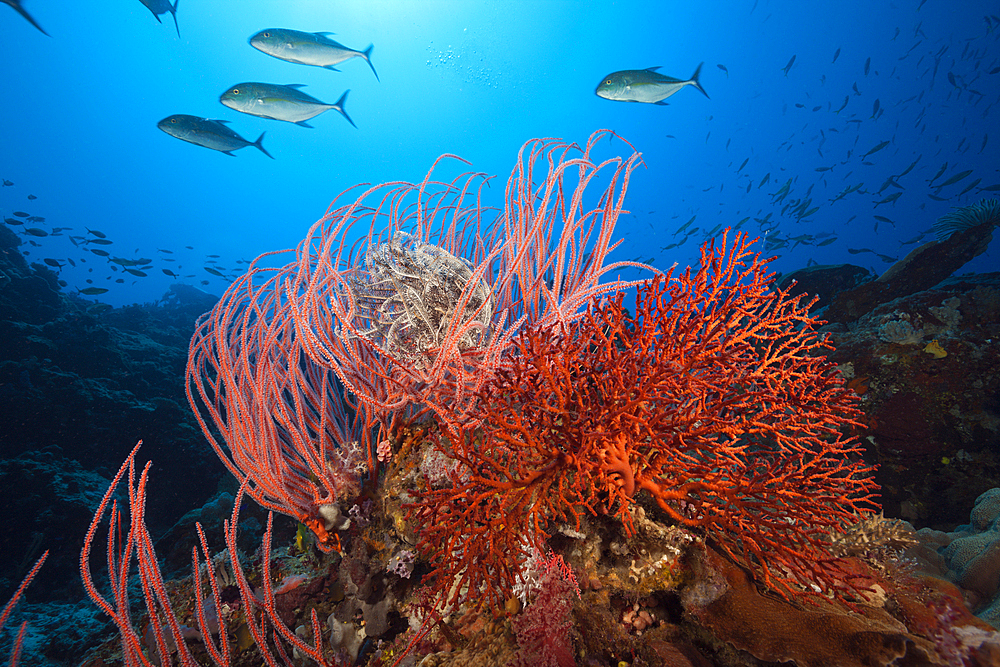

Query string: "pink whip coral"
[186, 263, 370, 552]
[1, 551, 47, 667]
[80, 442, 348, 666]
[288, 129, 653, 425]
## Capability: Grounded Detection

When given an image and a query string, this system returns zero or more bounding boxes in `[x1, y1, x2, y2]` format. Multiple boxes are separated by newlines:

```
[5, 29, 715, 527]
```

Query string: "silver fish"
[157, 115, 273, 158]
[249, 29, 378, 81]
[220, 83, 356, 128]
[137, 0, 179, 37]
[595, 63, 708, 104]
[2, 0, 48, 36]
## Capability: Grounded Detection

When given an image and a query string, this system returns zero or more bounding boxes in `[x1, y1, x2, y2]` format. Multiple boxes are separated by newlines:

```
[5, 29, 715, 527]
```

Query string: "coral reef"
[5, 134, 1000, 665]
[913, 488, 1000, 628]
[827, 274, 1000, 528]
[824, 214, 997, 323]
[0, 225, 232, 667]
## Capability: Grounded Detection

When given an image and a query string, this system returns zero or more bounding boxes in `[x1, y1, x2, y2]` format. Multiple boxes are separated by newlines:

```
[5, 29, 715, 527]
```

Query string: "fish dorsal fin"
[313, 31, 335, 36]
[211, 119, 231, 124]
[285, 84, 307, 89]
[645, 66, 662, 72]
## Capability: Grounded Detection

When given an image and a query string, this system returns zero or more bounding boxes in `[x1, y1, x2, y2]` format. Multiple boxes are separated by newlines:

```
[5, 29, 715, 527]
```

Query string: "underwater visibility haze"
[2, 1, 1000, 665]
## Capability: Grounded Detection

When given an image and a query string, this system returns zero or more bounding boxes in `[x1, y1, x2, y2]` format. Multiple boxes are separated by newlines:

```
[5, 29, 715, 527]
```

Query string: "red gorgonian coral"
[409, 230, 879, 609]
[186, 264, 371, 553]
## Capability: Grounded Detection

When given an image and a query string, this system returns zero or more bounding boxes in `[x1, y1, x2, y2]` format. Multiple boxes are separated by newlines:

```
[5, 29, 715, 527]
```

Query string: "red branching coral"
[409, 230, 879, 609]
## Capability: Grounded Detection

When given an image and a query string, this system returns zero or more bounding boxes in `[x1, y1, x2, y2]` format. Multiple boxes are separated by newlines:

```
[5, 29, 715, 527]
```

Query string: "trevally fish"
[595, 63, 708, 104]
[2, 0, 48, 36]
[137, 0, 179, 37]
[220, 83, 356, 128]
[249, 29, 378, 81]
[157, 115, 274, 158]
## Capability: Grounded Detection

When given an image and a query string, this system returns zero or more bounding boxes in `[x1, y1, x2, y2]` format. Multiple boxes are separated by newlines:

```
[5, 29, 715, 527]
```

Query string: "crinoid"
[347, 231, 494, 371]
[933, 197, 1000, 239]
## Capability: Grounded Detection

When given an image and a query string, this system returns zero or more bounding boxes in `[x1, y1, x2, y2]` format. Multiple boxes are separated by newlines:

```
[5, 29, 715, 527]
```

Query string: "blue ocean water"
[2, 0, 996, 309]
[2, 2, 1000, 663]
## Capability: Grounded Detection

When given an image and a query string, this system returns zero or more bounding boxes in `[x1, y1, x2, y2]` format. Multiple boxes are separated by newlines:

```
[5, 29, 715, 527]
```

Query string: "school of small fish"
[1, 183, 254, 304]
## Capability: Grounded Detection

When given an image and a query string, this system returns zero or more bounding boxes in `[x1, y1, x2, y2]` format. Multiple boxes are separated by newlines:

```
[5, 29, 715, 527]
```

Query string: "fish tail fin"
[334, 90, 357, 129]
[362, 44, 379, 81]
[12, 2, 50, 36]
[689, 62, 709, 98]
[253, 132, 274, 159]
[170, 0, 180, 38]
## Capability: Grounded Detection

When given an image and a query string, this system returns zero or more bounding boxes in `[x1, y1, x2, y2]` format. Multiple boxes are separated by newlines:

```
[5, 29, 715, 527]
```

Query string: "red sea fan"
[410, 230, 879, 608]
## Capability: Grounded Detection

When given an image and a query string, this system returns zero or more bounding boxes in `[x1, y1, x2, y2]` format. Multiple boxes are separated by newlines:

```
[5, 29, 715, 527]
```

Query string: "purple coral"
[387, 550, 415, 579]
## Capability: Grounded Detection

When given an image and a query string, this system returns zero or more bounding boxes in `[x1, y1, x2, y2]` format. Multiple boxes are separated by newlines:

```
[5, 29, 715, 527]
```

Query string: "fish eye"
[262, 32, 269, 37]
[170, 118, 177, 123]
[605, 79, 612, 85]
[232, 88, 240, 95]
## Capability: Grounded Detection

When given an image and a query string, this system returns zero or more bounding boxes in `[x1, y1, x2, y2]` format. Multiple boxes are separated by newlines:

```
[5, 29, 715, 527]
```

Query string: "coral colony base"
[2, 132, 995, 665]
